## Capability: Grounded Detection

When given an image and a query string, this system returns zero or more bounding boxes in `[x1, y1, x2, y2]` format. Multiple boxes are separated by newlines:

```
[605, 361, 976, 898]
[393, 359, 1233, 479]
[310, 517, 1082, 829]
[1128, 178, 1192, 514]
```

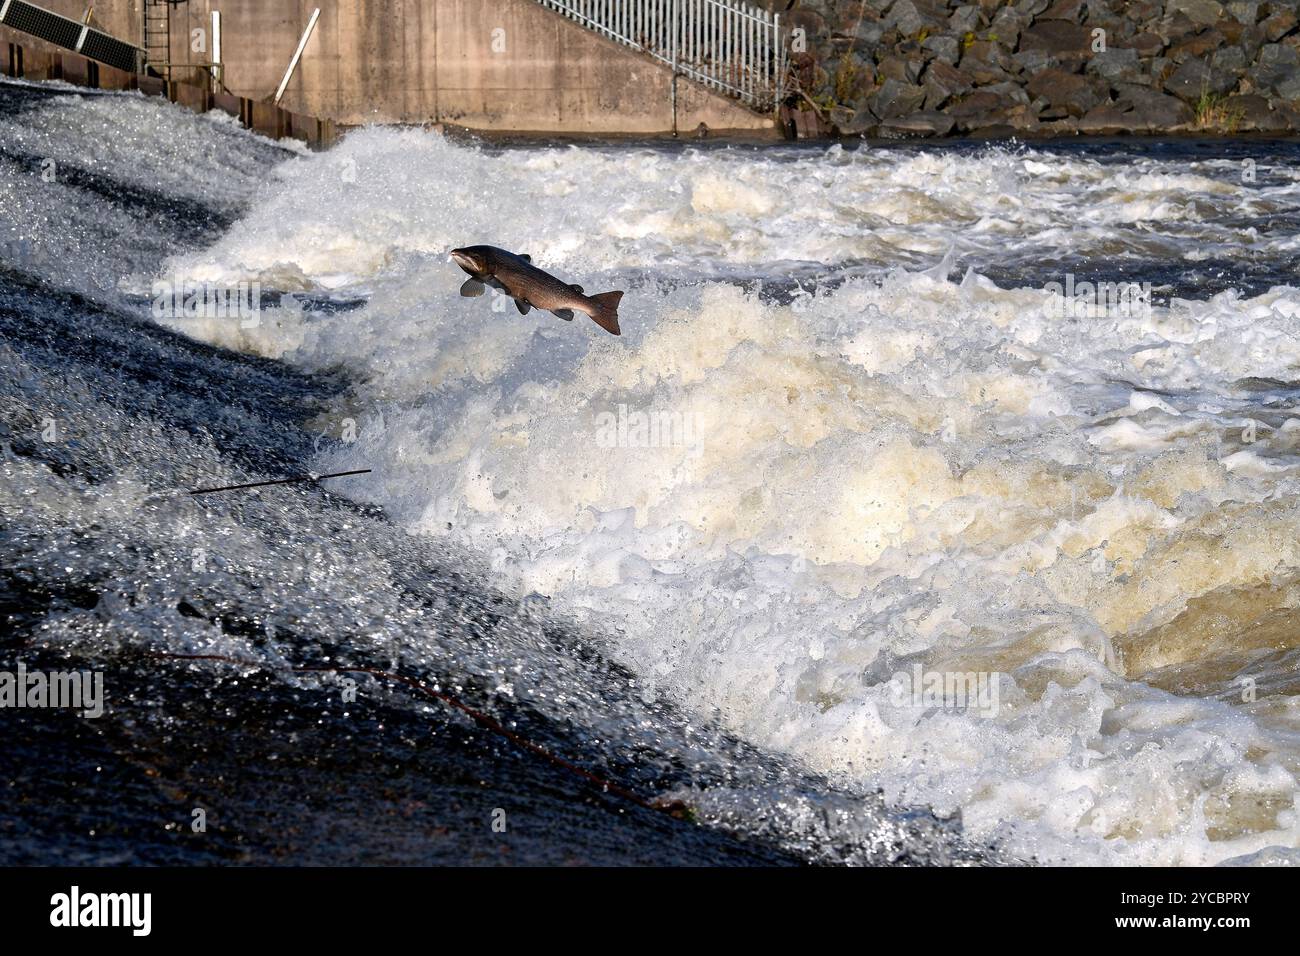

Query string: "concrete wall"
[207, 0, 772, 132]
[0, 0, 773, 134]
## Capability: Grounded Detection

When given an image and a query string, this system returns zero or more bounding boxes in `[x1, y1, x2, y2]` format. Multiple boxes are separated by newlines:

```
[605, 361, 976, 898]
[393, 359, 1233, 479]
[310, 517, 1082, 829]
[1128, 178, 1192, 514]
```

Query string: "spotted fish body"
[450, 245, 622, 336]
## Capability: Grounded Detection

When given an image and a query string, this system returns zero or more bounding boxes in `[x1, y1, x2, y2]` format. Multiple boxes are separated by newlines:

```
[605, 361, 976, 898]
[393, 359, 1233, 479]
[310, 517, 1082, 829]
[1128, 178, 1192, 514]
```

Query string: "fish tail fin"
[587, 291, 623, 336]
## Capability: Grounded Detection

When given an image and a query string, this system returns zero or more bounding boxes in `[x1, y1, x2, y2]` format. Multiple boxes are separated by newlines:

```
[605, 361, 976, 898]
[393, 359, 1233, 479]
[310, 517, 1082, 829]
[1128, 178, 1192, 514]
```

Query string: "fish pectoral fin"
[515, 298, 532, 315]
[569, 284, 584, 294]
[459, 278, 486, 297]
[552, 309, 575, 321]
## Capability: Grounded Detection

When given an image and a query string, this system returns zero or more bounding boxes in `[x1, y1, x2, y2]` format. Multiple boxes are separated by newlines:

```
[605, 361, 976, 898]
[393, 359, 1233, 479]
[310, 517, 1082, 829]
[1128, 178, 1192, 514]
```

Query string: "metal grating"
[79, 29, 139, 73]
[0, 0, 142, 73]
[1, 1, 82, 49]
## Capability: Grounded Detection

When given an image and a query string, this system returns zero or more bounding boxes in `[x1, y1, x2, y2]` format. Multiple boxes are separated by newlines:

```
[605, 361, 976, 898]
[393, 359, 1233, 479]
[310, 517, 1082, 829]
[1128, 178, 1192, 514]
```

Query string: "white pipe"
[75, 2, 93, 51]
[273, 6, 320, 105]
[669, 0, 677, 134]
[211, 10, 221, 92]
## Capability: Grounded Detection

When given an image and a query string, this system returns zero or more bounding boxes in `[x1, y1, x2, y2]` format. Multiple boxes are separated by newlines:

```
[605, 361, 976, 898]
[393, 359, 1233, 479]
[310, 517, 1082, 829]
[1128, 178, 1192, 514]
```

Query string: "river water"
[4, 77, 1300, 865]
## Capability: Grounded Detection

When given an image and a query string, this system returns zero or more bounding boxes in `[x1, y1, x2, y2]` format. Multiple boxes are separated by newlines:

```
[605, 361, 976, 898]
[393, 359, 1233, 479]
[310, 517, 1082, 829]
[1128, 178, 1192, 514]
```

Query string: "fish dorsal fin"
[519, 254, 532, 263]
[515, 298, 532, 315]
[569, 284, 584, 294]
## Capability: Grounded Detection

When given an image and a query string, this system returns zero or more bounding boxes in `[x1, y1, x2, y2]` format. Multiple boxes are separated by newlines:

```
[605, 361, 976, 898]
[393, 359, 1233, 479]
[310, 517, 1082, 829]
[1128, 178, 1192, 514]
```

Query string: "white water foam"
[155, 128, 1300, 865]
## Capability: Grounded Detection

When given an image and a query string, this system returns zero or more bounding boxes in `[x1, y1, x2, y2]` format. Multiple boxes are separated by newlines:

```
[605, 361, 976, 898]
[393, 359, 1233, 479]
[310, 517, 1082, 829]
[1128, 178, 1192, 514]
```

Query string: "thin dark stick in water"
[188, 469, 372, 495]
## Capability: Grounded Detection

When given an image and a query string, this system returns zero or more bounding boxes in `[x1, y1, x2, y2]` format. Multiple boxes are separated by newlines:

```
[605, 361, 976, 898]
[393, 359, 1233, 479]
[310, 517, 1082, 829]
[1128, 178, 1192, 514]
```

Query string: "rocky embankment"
[773, 0, 1300, 136]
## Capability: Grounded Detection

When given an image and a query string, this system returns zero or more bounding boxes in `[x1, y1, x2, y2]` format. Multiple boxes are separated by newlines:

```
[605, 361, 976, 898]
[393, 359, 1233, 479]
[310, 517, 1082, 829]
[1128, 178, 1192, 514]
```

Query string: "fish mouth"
[449, 250, 479, 273]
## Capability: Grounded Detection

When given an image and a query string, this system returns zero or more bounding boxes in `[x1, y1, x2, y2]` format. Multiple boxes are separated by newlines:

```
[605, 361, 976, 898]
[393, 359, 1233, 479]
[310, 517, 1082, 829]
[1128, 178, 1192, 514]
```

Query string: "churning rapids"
[5, 77, 1300, 866]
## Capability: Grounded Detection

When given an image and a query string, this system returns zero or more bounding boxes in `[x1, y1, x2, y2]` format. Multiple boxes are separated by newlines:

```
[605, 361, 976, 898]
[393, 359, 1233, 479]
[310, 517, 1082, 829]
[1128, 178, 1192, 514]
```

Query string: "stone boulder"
[1154, 12, 1201, 44]
[1165, 57, 1233, 100]
[981, 80, 1032, 105]
[1125, 32, 1167, 57]
[878, 55, 923, 83]
[1210, 44, 1249, 81]
[785, 0, 1300, 139]
[870, 78, 928, 118]
[1222, 93, 1288, 130]
[885, 0, 947, 37]
[923, 35, 962, 65]
[879, 110, 958, 136]
[948, 89, 1009, 116]
[1019, 20, 1095, 58]
[1040, 0, 1083, 20]
[1078, 103, 1134, 132]
[1262, 7, 1299, 43]
[1086, 47, 1142, 84]
[1226, 1, 1260, 25]
[988, 7, 1029, 48]
[837, 102, 879, 136]
[1119, 0, 1163, 20]
[957, 102, 1041, 133]
[1250, 42, 1300, 99]
[1166, 0, 1226, 27]
[922, 59, 974, 107]
[854, 22, 887, 49]
[1113, 84, 1195, 127]
[960, 40, 1015, 83]
[949, 5, 982, 35]
[1167, 29, 1226, 62]
[788, 8, 831, 45]
[1027, 68, 1107, 116]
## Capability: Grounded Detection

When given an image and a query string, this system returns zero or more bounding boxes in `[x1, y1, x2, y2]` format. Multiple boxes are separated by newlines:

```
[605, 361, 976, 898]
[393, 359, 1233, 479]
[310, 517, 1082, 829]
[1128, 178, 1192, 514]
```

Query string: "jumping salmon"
[450, 245, 622, 336]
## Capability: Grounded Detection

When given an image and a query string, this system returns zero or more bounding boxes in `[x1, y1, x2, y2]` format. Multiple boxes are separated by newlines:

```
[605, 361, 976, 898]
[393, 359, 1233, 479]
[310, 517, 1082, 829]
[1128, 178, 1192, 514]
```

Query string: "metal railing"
[534, 0, 787, 112]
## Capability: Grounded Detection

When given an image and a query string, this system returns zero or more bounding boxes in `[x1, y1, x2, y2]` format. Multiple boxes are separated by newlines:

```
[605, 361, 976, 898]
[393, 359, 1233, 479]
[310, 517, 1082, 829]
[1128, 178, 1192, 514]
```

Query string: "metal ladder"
[143, 0, 176, 79]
